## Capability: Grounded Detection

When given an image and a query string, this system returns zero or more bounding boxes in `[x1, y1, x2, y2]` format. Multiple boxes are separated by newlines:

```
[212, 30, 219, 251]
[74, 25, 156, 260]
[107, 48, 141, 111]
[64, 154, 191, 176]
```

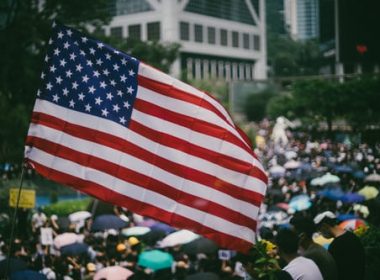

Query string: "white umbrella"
[285, 150, 298, 160]
[269, 165, 286, 175]
[94, 266, 133, 280]
[122, 226, 151, 236]
[68, 211, 92, 223]
[310, 173, 340, 186]
[284, 160, 301, 169]
[53, 233, 84, 249]
[159, 230, 199, 248]
[365, 173, 380, 183]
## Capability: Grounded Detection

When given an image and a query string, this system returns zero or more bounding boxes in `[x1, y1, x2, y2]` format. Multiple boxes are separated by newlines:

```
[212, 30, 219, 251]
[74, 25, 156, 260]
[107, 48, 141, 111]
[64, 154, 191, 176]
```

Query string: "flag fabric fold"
[24, 23, 267, 253]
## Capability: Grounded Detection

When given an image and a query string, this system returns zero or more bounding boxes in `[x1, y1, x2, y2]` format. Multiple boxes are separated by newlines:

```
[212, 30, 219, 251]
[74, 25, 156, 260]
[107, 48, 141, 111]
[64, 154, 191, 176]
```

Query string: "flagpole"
[5, 165, 26, 279]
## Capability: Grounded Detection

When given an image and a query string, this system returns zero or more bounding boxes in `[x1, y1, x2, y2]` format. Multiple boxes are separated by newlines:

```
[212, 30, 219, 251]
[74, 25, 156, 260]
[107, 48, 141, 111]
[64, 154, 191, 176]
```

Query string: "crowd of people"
[1, 119, 379, 279]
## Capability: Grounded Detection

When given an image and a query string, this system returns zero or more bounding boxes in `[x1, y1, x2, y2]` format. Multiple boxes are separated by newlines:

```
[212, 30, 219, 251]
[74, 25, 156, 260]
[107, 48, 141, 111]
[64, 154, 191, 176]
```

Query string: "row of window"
[110, 22, 161, 41]
[180, 22, 260, 51]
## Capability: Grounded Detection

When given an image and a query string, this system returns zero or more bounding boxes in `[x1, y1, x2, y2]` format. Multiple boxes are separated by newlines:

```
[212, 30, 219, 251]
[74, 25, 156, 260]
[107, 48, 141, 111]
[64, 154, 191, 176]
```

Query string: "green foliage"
[43, 198, 90, 216]
[358, 226, 380, 280]
[187, 79, 228, 107]
[244, 89, 276, 122]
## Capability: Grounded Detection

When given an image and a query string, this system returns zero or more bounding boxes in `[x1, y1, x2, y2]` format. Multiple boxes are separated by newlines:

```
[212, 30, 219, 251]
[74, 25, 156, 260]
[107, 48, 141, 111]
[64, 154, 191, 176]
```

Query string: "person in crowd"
[276, 228, 323, 280]
[290, 216, 338, 280]
[314, 211, 366, 280]
[31, 207, 47, 233]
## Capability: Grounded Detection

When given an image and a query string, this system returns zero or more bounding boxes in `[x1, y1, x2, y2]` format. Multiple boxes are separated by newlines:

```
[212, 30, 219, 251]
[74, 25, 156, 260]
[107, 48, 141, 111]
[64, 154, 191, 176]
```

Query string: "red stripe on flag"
[26, 159, 254, 253]
[133, 98, 253, 155]
[26, 135, 258, 230]
[31, 112, 264, 206]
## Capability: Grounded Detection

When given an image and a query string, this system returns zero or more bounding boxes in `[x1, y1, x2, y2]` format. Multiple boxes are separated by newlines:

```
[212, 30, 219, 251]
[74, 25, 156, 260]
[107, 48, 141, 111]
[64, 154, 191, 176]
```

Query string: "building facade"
[104, 0, 267, 81]
[284, 0, 319, 41]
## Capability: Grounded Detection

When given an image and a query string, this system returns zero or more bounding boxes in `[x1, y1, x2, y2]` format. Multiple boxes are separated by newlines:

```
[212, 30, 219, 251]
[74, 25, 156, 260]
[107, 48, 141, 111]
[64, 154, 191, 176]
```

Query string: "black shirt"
[328, 231, 365, 280]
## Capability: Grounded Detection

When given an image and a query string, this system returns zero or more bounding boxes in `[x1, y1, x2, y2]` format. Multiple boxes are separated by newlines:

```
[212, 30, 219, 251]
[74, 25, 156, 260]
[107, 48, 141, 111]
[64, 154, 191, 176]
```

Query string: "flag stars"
[88, 86, 96, 94]
[117, 90, 124, 97]
[100, 81, 107, 89]
[110, 80, 116, 86]
[63, 42, 70, 49]
[129, 69, 135, 76]
[93, 70, 100, 78]
[76, 64, 83, 72]
[72, 81, 79, 89]
[106, 92, 113, 100]
[66, 29, 73, 36]
[95, 97, 103, 105]
[113, 64, 120, 71]
[96, 58, 103, 65]
[85, 104, 92, 112]
[86, 60, 93, 67]
[81, 37, 88, 43]
[66, 70, 73, 78]
[105, 53, 111, 60]
[56, 76, 63, 84]
[89, 48, 96, 55]
[54, 48, 60, 56]
[80, 50, 86, 56]
[113, 104, 120, 112]
[127, 86, 134, 94]
[52, 94, 60, 102]
[78, 93, 85, 101]
[69, 99, 75, 108]
[46, 82, 53, 90]
[45, 55, 50, 62]
[119, 117, 126, 124]
[97, 42, 104, 49]
[50, 65, 57, 73]
[37, 89, 41, 97]
[123, 101, 131, 109]
[69, 53, 76, 60]
[120, 74, 127, 82]
[48, 38, 53, 45]
[62, 88, 69, 96]
[121, 58, 127, 65]
[101, 108, 109, 117]
[59, 59, 67, 67]
[57, 31, 64, 39]
[41, 72, 45, 79]
[103, 69, 110, 76]
[82, 75, 89, 83]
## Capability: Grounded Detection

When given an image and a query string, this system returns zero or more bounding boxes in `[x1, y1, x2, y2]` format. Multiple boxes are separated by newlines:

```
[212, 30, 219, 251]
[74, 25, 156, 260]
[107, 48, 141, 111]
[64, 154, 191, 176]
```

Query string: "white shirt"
[284, 256, 323, 280]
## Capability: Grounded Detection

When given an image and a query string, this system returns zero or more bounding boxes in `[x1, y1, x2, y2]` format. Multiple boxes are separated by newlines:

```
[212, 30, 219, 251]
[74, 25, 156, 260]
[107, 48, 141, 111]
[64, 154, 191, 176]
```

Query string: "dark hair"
[290, 216, 316, 239]
[276, 229, 299, 255]
[319, 216, 339, 227]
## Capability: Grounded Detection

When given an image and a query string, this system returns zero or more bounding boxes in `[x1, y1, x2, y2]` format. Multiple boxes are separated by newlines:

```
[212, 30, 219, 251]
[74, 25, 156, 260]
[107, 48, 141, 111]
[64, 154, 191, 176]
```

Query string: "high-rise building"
[284, 0, 319, 41]
[104, 0, 267, 80]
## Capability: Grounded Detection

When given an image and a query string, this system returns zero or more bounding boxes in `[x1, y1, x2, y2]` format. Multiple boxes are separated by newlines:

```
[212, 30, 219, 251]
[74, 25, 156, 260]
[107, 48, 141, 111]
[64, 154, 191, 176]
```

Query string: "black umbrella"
[60, 242, 89, 256]
[182, 237, 218, 255]
[141, 229, 167, 246]
[91, 214, 127, 231]
[11, 270, 47, 280]
[185, 272, 220, 280]
[0, 258, 27, 277]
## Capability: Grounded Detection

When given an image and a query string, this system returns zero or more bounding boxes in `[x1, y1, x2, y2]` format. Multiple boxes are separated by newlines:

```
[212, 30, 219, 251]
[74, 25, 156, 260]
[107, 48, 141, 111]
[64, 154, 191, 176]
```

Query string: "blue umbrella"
[150, 223, 175, 234]
[60, 242, 89, 256]
[334, 165, 354, 174]
[353, 170, 365, 179]
[337, 213, 358, 221]
[91, 214, 127, 231]
[340, 193, 365, 204]
[138, 250, 173, 271]
[318, 188, 345, 201]
[11, 270, 47, 280]
[0, 258, 27, 276]
[289, 194, 312, 211]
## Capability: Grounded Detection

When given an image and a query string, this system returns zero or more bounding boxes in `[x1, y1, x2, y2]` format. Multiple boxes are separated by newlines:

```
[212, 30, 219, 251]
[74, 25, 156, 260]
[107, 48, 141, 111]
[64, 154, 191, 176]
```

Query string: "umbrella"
[159, 230, 199, 248]
[141, 229, 167, 246]
[276, 202, 289, 211]
[311, 173, 340, 186]
[54, 233, 84, 249]
[318, 188, 345, 201]
[313, 234, 333, 249]
[353, 170, 366, 179]
[358, 186, 379, 200]
[94, 266, 133, 280]
[285, 150, 298, 160]
[138, 250, 173, 271]
[340, 193, 365, 204]
[365, 173, 380, 183]
[150, 222, 175, 234]
[182, 237, 218, 255]
[334, 165, 354, 174]
[289, 194, 312, 211]
[185, 272, 220, 280]
[137, 218, 157, 227]
[339, 219, 366, 231]
[0, 258, 27, 276]
[60, 242, 89, 256]
[269, 165, 286, 177]
[11, 270, 47, 280]
[91, 214, 127, 231]
[284, 160, 301, 169]
[337, 214, 358, 221]
[122, 226, 151, 237]
[68, 211, 91, 223]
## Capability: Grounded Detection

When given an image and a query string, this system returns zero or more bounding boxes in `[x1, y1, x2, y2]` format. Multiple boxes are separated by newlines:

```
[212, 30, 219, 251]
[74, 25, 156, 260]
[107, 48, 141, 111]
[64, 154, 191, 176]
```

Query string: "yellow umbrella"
[313, 234, 333, 249]
[358, 186, 379, 200]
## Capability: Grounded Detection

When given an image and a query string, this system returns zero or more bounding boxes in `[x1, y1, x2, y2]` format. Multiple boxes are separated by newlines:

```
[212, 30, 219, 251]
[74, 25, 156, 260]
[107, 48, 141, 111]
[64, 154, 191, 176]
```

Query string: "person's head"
[313, 211, 339, 239]
[290, 216, 316, 242]
[275, 229, 299, 261]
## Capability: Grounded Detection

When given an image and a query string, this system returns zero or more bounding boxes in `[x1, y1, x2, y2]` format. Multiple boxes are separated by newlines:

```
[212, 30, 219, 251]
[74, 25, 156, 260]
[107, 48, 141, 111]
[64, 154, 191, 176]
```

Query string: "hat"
[86, 263, 96, 272]
[117, 243, 126, 252]
[128, 236, 140, 246]
[314, 211, 336, 225]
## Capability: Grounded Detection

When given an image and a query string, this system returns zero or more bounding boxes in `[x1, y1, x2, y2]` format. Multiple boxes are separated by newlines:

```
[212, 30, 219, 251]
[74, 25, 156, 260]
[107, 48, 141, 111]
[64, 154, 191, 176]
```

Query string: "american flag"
[25, 24, 267, 253]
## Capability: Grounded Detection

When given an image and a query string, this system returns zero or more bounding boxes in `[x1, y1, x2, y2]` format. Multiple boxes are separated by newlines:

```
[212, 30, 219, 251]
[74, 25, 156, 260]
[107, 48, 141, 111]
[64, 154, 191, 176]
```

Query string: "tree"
[244, 89, 276, 122]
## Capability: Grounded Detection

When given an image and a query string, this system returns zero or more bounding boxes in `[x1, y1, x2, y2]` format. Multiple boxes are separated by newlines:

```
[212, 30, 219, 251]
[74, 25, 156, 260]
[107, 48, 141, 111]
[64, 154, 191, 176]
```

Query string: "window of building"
[112, 0, 153, 16]
[232, 31, 239, 48]
[147, 21, 160, 41]
[110, 26, 123, 39]
[194, 24, 203, 42]
[220, 29, 228, 46]
[128, 24, 141, 40]
[243, 33, 250, 49]
[207, 27, 216, 44]
[253, 34, 260, 50]
[180, 21, 190, 41]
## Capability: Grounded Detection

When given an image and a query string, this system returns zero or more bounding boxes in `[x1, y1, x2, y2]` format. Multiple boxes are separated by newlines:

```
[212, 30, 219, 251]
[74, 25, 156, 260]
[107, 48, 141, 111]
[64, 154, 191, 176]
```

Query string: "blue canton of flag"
[38, 23, 139, 127]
